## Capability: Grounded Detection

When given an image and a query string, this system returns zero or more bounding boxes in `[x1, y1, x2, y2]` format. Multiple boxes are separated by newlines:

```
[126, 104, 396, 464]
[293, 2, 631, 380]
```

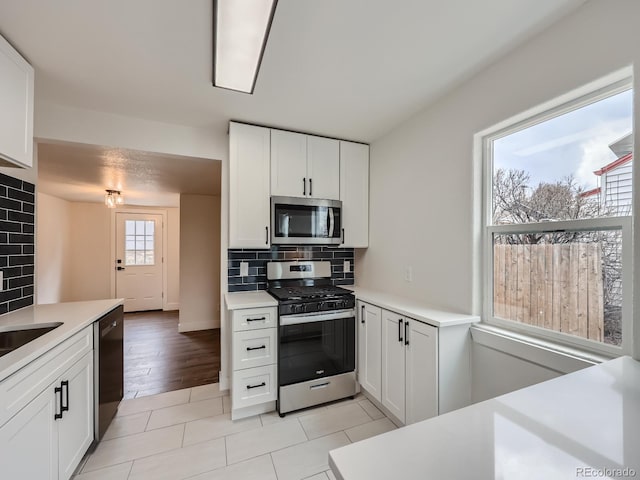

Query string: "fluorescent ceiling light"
[213, 0, 278, 94]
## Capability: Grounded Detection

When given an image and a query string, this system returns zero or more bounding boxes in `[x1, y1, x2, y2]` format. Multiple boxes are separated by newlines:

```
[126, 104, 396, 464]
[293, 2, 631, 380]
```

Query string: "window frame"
[480, 73, 634, 357]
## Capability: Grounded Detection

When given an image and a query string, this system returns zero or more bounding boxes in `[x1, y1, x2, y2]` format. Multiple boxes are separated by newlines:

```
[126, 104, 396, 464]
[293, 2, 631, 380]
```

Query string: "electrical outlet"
[405, 266, 413, 282]
[344, 260, 351, 273]
[240, 262, 249, 277]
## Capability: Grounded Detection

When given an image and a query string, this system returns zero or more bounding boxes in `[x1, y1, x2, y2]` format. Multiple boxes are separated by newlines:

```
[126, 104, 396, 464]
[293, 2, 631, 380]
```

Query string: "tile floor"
[74, 384, 397, 480]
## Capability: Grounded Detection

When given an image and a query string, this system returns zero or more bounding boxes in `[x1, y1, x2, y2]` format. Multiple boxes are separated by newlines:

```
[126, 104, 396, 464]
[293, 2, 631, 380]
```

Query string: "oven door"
[278, 309, 355, 387]
[271, 196, 342, 245]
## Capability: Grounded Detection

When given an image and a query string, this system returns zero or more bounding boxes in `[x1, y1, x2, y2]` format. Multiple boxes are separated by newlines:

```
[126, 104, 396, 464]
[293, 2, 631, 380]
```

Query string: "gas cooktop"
[267, 285, 352, 302]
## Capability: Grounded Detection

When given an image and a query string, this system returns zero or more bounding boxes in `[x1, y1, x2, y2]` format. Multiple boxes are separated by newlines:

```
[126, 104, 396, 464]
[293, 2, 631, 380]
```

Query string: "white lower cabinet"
[0, 349, 93, 480]
[404, 319, 438, 424]
[57, 352, 93, 480]
[359, 299, 470, 426]
[0, 385, 58, 479]
[381, 310, 406, 421]
[357, 301, 382, 402]
[230, 306, 278, 419]
[381, 310, 438, 424]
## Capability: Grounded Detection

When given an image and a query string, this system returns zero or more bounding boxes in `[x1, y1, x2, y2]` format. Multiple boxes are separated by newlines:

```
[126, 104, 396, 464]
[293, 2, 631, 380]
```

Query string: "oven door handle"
[280, 309, 355, 326]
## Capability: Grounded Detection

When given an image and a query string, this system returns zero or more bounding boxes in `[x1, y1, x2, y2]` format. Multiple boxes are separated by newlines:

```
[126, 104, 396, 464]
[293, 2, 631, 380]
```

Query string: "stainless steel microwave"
[271, 196, 342, 245]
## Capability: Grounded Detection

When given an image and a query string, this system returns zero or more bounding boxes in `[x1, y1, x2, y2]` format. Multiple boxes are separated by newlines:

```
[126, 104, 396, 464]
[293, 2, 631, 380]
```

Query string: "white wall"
[179, 194, 221, 332]
[36, 198, 182, 307]
[36, 192, 72, 303]
[35, 102, 227, 162]
[68, 202, 111, 301]
[359, 0, 640, 398]
[166, 207, 180, 310]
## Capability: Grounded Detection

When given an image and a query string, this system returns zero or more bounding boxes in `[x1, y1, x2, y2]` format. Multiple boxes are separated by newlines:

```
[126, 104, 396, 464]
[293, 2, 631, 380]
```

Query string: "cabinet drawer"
[233, 329, 277, 370]
[233, 307, 277, 332]
[232, 364, 277, 410]
[0, 327, 92, 428]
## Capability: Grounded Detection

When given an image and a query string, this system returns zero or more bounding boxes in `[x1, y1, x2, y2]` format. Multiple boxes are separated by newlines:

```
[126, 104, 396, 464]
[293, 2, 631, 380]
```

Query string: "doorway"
[115, 212, 164, 312]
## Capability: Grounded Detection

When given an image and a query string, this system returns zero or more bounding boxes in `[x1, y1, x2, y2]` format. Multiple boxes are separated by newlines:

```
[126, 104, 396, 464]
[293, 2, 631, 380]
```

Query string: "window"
[125, 220, 156, 266]
[482, 76, 633, 354]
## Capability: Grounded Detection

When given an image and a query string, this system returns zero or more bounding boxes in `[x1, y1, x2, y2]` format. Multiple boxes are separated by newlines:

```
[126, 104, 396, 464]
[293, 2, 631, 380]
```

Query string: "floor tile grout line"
[269, 452, 280, 480]
[125, 460, 133, 480]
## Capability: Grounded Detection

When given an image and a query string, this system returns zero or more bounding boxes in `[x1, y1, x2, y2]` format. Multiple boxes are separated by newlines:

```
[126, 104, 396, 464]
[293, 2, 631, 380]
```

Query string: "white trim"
[164, 302, 180, 311]
[178, 319, 214, 333]
[475, 69, 634, 357]
[475, 66, 633, 140]
[470, 324, 606, 374]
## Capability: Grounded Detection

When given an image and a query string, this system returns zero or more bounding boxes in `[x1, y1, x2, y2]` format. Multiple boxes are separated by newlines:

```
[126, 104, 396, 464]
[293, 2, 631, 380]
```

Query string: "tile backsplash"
[0, 174, 35, 314]
[0, 173, 35, 314]
[228, 246, 355, 292]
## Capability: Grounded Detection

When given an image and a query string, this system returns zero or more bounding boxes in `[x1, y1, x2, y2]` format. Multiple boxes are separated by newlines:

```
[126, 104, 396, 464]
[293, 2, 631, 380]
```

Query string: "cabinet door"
[0, 34, 34, 168]
[0, 386, 58, 480]
[58, 353, 93, 480]
[357, 301, 381, 402]
[339, 142, 369, 247]
[307, 136, 340, 200]
[270, 129, 307, 197]
[381, 310, 405, 422]
[229, 122, 271, 248]
[405, 319, 438, 424]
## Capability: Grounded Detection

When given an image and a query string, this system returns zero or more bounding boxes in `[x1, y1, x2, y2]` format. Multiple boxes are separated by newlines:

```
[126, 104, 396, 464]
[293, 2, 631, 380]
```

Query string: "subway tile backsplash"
[228, 246, 355, 293]
[0, 173, 35, 314]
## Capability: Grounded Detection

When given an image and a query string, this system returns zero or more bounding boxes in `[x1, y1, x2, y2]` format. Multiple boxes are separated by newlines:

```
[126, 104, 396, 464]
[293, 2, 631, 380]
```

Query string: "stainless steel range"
[267, 261, 357, 416]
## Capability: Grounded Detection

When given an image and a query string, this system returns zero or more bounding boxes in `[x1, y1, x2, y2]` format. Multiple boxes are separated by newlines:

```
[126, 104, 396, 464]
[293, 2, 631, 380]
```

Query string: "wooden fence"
[493, 243, 603, 342]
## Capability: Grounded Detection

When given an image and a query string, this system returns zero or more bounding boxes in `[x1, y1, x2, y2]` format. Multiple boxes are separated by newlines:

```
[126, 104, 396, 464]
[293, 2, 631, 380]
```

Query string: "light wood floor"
[123, 310, 220, 399]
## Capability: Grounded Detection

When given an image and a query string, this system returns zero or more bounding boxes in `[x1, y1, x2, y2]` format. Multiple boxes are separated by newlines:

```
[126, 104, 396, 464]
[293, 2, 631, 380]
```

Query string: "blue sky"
[493, 89, 633, 190]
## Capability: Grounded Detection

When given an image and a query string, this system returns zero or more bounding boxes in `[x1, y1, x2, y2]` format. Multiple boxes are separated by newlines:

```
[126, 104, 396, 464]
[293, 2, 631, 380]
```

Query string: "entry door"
[115, 213, 163, 312]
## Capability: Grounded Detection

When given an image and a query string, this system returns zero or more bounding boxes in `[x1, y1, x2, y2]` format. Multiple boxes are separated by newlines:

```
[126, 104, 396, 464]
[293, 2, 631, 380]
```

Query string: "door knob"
[116, 266, 126, 271]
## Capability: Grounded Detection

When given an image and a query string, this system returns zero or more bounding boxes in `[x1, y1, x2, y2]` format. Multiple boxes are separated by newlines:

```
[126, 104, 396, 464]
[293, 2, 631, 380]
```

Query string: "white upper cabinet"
[307, 136, 340, 200]
[0, 34, 34, 168]
[340, 141, 369, 247]
[270, 130, 307, 197]
[271, 129, 340, 200]
[229, 122, 271, 249]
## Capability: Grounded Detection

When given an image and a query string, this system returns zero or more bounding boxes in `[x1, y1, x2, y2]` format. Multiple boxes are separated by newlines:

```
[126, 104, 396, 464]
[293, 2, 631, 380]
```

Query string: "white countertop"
[349, 287, 480, 327]
[0, 299, 124, 382]
[330, 355, 640, 480]
[224, 291, 278, 310]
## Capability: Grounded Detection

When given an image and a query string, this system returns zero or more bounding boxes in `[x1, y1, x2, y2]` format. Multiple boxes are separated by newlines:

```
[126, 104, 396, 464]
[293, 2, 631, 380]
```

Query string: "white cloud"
[576, 121, 632, 189]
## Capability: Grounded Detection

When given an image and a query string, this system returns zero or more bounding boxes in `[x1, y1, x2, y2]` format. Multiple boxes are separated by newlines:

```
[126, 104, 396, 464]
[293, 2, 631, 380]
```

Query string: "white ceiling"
[0, 0, 586, 205]
[37, 142, 221, 207]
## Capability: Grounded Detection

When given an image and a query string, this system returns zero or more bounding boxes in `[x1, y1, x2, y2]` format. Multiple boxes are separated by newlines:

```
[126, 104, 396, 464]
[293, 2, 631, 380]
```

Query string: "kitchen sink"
[0, 322, 63, 358]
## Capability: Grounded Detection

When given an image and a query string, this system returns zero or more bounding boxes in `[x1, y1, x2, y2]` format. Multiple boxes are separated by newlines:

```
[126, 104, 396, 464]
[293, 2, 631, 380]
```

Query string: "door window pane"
[124, 219, 156, 266]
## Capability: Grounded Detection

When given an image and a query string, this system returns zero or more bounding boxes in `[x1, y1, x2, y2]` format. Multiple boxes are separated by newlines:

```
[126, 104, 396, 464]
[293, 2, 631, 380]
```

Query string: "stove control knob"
[291, 304, 304, 314]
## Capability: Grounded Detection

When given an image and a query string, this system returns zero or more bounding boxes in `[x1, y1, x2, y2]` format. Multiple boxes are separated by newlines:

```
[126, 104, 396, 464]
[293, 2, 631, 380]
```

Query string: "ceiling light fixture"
[213, 0, 278, 94]
[105, 189, 124, 208]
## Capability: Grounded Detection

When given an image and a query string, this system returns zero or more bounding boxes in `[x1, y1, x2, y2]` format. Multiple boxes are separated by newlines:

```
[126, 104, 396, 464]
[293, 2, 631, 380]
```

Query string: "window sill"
[470, 324, 614, 374]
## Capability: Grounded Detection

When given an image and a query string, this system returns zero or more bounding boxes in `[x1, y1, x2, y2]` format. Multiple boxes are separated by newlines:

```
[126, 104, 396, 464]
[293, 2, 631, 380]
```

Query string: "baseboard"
[178, 320, 217, 332]
[219, 372, 229, 391]
[164, 302, 180, 311]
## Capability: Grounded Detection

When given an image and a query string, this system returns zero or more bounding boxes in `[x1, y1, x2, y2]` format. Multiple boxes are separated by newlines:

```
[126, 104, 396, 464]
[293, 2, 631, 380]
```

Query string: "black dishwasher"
[93, 305, 123, 442]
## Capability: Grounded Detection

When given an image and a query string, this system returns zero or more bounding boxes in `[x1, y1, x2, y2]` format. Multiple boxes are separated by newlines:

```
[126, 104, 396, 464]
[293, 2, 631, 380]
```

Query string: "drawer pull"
[246, 317, 266, 322]
[246, 382, 266, 390]
[310, 382, 330, 390]
[246, 345, 266, 351]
